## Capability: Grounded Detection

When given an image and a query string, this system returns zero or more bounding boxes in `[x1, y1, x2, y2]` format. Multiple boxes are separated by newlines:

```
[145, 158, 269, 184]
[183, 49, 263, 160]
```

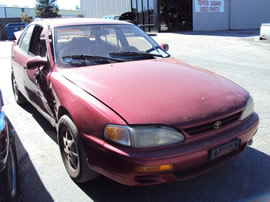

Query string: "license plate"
[209, 139, 241, 160]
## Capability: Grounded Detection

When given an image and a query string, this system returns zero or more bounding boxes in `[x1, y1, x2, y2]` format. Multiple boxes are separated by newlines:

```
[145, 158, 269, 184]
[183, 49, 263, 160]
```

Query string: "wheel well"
[57, 106, 71, 122]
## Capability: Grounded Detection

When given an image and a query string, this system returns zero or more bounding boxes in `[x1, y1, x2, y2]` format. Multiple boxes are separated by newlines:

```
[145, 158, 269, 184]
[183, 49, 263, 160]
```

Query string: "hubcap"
[62, 129, 79, 172]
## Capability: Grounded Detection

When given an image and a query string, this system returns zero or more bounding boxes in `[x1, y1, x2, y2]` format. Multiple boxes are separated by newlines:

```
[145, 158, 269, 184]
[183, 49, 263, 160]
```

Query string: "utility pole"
[4, 7, 7, 18]
[228, 0, 231, 30]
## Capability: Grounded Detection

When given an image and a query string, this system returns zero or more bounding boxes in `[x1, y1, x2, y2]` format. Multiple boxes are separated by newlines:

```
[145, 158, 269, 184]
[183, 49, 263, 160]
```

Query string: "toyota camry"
[11, 18, 259, 186]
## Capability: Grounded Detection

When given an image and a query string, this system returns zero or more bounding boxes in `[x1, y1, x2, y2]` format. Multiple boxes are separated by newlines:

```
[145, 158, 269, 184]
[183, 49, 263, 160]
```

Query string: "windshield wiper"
[109, 51, 164, 58]
[62, 54, 125, 62]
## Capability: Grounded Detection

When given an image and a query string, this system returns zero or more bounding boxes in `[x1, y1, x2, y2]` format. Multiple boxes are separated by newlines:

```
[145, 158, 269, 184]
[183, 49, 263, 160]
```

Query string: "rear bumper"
[82, 113, 259, 186]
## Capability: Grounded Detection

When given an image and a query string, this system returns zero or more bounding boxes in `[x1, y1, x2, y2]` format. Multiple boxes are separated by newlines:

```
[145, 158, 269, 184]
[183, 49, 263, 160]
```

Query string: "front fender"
[50, 71, 126, 139]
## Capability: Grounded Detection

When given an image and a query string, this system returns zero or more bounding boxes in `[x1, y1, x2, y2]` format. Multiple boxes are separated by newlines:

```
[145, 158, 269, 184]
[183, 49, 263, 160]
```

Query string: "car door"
[26, 25, 56, 121]
[13, 24, 56, 121]
[12, 24, 35, 98]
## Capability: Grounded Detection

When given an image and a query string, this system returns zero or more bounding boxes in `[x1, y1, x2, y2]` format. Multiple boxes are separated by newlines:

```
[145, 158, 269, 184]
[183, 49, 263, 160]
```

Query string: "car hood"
[60, 58, 248, 125]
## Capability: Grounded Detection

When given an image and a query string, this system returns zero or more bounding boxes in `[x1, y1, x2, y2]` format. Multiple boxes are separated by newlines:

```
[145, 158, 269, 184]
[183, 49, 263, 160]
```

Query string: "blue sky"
[0, 0, 80, 10]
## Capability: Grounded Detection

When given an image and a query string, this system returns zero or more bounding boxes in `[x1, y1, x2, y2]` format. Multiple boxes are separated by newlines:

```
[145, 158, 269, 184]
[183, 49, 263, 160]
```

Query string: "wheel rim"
[12, 75, 19, 101]
[7, 147, 17, 198]
[61, 127, 79, 172]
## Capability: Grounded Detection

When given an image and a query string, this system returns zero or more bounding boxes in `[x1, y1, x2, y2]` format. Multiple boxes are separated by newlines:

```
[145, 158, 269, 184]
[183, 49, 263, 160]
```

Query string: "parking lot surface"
[0, 30, 269, 202]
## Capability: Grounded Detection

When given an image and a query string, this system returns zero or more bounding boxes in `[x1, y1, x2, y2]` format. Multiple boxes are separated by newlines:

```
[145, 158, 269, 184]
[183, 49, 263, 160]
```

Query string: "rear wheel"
[11, 71, 26, 105]
[58, 115, 99, 182]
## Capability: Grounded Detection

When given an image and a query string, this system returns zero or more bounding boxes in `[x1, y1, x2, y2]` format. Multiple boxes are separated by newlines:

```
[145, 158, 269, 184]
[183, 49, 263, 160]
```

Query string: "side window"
[29, 26, 47, 58]
[19, 25, 35, 53]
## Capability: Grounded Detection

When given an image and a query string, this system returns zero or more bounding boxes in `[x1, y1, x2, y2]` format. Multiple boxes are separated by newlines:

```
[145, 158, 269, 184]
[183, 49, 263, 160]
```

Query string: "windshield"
[54, 24, 169, 68]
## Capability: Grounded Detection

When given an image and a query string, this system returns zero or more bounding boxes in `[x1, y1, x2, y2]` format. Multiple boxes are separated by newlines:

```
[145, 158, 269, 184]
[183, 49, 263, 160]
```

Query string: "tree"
[35, 0, 61, 18]
[21, 13, 33, 23]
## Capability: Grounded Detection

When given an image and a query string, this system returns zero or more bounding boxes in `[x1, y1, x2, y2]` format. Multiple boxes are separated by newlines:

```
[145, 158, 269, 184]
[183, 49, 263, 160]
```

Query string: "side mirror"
[160, 43, 169, 52]
[26, 56, 47, 70]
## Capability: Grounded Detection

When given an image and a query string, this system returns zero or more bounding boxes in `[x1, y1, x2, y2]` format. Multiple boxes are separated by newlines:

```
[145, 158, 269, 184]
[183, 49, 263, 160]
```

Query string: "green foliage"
[35, 0, 61, 18]
[21, 13, 33, 23]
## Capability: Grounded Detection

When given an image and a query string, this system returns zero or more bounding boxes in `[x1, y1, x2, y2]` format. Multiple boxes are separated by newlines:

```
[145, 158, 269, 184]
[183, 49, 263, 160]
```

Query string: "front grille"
[183, 112, 242, 136]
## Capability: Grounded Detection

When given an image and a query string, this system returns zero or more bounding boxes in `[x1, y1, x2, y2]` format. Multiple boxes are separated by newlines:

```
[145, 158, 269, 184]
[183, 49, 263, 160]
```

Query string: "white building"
[80, 0, 270, 32]
[0, 6, 82, 19]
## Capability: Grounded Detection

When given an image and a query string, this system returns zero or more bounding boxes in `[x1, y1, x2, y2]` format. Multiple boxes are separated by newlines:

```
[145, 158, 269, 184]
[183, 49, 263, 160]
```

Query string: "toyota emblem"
[214, 121, 222, 129]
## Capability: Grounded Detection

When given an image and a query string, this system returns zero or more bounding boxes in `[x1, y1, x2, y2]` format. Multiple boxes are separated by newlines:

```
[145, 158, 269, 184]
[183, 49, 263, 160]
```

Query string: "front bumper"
[82, 113, 259, 186]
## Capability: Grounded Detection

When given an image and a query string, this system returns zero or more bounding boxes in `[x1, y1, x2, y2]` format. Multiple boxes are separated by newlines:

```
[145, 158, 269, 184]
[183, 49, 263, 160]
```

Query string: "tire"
[11, 71, 26, 105]
[1, 141, 20, 202]
[58, 115, 99, 183]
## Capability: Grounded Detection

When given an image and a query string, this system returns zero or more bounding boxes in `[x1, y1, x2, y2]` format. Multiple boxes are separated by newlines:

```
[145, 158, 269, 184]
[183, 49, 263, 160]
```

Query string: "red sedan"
[11, 18, 259, 186]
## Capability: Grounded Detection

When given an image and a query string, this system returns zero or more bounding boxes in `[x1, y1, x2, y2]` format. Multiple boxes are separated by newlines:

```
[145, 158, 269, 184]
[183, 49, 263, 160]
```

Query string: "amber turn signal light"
[134, 164, 173, 173]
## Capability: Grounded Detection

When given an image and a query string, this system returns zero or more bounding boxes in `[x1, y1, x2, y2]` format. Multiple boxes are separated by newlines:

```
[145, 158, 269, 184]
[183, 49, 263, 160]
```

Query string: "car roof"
[35, 18, 131, 28]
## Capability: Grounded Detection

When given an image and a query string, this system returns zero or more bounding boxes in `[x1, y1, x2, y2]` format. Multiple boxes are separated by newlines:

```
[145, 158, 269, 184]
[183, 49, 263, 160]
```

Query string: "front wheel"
[58, 115, 99, 183]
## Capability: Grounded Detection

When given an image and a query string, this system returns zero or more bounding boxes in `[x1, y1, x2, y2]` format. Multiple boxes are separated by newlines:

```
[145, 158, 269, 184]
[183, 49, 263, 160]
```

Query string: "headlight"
[240, 96, 254, 120]
[104, 125, 185, 148]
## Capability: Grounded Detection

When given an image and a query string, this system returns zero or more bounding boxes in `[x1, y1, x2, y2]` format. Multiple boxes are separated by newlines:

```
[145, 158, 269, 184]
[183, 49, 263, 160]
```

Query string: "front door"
[26, 25, 56, 120]
[13, 24, 56, 120]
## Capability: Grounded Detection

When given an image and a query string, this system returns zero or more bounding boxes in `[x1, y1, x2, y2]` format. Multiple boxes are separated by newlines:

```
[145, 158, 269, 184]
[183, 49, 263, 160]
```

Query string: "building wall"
[80, 0, 131, 18]
[193, 0, 270, 31]
[1, 7, 35, 18]
[0, 8, 5, 18]
[0, 6, 82, 40]
[5, 7, 24, 18]
[193, 0, 230, 31]
[79, 0, 270, 31]
[59, 9, 82, 17]
[230, 0, 270, 30]
[0, 7, 81, 19]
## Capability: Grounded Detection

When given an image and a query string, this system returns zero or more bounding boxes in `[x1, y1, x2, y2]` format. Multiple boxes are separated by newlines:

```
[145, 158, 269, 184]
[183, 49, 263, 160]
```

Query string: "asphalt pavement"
[0, 29, 270, 202]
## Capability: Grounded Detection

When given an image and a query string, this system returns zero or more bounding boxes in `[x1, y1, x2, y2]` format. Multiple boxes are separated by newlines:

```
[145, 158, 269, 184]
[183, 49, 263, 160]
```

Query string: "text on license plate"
[209, 139, 241, 160]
